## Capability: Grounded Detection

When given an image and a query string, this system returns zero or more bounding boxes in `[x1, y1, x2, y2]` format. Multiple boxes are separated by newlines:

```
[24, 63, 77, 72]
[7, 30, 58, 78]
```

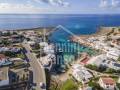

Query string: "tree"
[89, 81, 103, 90]
[85, 64, 98, 71]
[106, 29, 114, 36]
[3, 31, 11, 36]
[118, 28, 120, 32]
[33, 43, 40, 50]
[2, 40, 11, 46]
[13, 32, 17, 35]
[117, 83, 120, 89]
[118, 57, 120, 61]
[4, 51, 15, 57]
[105, 68, 117, 73]
[60, 79, 78, 90]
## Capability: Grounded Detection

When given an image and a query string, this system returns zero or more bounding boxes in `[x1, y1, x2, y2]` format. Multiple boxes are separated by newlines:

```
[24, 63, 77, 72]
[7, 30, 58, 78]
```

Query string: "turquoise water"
[54, 41, 99, 64]
[63, 47, 99, 64]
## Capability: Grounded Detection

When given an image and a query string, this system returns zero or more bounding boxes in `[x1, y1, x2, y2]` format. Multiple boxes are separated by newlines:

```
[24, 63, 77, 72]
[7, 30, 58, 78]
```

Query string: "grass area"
[104, 68, 120, 74]
[49, 79, 78, 90]
[118, 57, 120, 62]
[117, 83, 120, 89]
[16, 53, 25, 59]
[109, 76, 119, 82]
[85, 64, 120, 74]
[3, 51, 25, 59]
[60, 79, 78, 90]
[85, 64, 104, 72]
[88, 80, 103, 90]
[85, 64, 97, 70]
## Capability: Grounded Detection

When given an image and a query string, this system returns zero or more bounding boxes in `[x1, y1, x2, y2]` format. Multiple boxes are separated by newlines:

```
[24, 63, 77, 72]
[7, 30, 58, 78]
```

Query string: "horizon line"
[0, 13, 120, 15]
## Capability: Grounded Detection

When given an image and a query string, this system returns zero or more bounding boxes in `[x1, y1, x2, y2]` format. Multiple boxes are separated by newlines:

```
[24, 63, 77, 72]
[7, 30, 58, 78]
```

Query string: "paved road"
[22, 43, 46, 90]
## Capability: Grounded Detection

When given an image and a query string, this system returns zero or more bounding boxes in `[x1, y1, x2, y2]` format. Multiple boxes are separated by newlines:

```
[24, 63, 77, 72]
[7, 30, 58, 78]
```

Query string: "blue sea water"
[0, 14, 120, 42]
[0, 14, 120, 65]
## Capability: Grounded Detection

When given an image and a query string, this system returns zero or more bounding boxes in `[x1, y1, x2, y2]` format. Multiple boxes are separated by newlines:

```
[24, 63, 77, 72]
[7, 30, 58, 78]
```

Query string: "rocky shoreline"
[70, 27, 118, 43]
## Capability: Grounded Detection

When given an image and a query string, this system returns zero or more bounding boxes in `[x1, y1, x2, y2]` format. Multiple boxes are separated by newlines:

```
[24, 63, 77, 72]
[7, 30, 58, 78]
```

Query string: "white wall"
[0, 80, 9, 86]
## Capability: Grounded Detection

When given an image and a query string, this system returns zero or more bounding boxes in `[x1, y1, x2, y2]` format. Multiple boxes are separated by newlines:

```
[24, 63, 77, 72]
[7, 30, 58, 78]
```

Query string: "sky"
[0, 0, 120, 14]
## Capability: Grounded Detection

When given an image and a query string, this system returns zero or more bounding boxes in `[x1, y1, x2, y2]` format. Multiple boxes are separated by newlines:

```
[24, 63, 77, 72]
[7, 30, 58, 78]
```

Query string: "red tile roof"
[101, 77, 116, 85]
[80, 57, 89, 65]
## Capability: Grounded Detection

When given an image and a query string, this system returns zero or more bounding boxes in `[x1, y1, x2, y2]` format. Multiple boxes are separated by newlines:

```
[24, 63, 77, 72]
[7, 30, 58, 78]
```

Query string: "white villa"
[99, 77, 116, 90]
[107, 49, 120, 60]
[87, 54, 120, 70]
[72, 64, 93, 84]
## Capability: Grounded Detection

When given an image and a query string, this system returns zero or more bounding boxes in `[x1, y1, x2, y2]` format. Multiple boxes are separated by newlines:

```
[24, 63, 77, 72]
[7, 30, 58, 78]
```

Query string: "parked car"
[39, 82, 46, 89]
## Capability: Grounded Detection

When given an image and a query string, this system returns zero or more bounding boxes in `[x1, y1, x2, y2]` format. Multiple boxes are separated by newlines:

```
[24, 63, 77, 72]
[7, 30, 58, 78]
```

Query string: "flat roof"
[0, 67, 8, 81]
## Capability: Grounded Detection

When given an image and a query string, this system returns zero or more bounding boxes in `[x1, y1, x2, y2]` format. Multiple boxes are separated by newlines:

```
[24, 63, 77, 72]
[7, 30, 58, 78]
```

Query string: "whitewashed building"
[72, 64, 93, 84]
[99, 77, 116, 90]
[87, 54, 120, 70]
[107, 50, 120, 60]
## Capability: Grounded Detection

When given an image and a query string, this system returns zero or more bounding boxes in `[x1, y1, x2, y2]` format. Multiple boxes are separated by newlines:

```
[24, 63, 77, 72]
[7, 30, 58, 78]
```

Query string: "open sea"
[0, 14, 120, 64]
[0, 14, 120, 41]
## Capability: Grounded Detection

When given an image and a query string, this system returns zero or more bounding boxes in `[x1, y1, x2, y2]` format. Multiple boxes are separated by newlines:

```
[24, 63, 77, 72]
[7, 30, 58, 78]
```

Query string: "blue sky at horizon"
[0, 0, 120, 14]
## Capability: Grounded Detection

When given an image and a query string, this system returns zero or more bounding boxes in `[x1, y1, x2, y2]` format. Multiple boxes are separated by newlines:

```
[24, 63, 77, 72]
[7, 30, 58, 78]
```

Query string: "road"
[22, 43, 46, 90]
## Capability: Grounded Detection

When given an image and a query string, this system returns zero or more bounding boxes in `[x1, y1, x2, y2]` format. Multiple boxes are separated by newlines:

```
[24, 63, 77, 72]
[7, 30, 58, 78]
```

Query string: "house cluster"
[0, 61, 31, 87]
[111, 37, 120, 49]
[87, 54, 120, 70]
[22, 30, 43, 43]
[26, 30, 56, 70]
[0, 31, 23, 43]
[86, 35, 120, 61]
[0, 46, 22, 67]
[0, 31, 32, 89]
[0, 55, 31, 88]
[72, 64, 93, 84]
[41, 43, 56, 68]
[72, 64, 118, 90]
[24, 31, 46, 49]
[38, 43, 56, 69]
[106, 48, 120, 60]
[0, 47, 21, 53]
[9, 67, 31, 84]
